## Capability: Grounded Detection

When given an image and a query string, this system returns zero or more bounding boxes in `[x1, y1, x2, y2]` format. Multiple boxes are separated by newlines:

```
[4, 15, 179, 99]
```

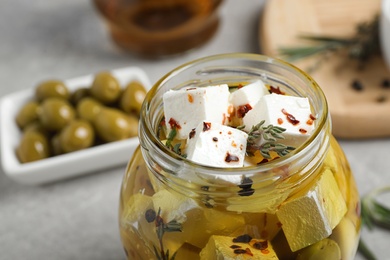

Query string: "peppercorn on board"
[260, 0, 390, 138]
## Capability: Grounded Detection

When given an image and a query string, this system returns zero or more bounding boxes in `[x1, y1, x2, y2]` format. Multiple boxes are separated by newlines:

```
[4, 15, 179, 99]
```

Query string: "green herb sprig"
[153, 207, 182, 260]
[278, 15, 380, 72]
[358, 185, 390, 260]
[240, 120, 295, 159]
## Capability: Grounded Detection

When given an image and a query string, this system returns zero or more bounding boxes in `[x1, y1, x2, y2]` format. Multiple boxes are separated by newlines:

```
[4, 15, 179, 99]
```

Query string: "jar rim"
[141, 53, 329, 175]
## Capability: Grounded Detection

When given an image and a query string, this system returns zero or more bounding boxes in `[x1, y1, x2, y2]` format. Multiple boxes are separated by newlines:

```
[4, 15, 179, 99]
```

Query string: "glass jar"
[92, 0, 223, 58]
[118, 53, 361, 259]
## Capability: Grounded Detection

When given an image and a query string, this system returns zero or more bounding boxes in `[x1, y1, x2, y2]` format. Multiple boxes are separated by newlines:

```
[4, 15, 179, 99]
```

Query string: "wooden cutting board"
[260, 0, 390, 139]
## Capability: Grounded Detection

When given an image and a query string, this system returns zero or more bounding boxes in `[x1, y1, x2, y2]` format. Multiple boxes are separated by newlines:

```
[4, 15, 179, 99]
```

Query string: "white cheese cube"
[229, 80, 269, 126]
[185, 121, 248, 169]
[276, 169, 347, 252]
[200, 235, 278, 260]
[163, 84, 230, 139]
[243, 93, 315, 147]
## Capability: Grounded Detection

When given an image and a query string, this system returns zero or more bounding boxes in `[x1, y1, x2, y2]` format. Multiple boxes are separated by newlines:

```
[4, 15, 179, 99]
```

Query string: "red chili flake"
[269, 86, 285, 95]
[187, 94, 194, 103]
[306, 119, 314, 125]
[250, 240, 268, 250]
[237, 83, 244, 89]
[225, 153, 239, 163]
[212, 137, 218, 142]
[245, 248, 254, 256]
[233, 234, 252, 243]
[282, 109, 300, 125]
[309, 114, 316, 120]
[237, 104, 252, 118]
[189, 129, 196, 139]
[299, 128, 307, 134]
[230, 245, 242, 249]
[228, 131, 232, 135]
[186, 87, 197, 91]
[222, 113, 227, 125]
[160, 117, 166, 126]
[277, 118, 283, 125]
[168, 118, 181, 129]
[203, 122, 211, 131]
[231, 141, 237, 147]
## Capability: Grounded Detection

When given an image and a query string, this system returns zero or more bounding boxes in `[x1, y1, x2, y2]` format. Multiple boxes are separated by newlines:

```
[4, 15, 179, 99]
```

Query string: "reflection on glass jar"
[118, 54, 361, 259]
[92, 0, 223, 58]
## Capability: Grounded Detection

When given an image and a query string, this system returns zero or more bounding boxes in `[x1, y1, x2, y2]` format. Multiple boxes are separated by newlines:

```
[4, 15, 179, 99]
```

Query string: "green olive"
[119, 81, 147, 115]
[71, 87, 90, 105]
[90, 72, 121, 104]
[51, 134, 63, 156]
[17, 131, 50, 163]
[296, 238, 341, 260]
[76, 97, 102, 123]
[59, 119, 95, 153]
[35, 80, 70, 101]
[23, 121, 48, 136]
[94, 108, 138, 142]
[39, 97, 76, 131]
[15, 101, 40, 129]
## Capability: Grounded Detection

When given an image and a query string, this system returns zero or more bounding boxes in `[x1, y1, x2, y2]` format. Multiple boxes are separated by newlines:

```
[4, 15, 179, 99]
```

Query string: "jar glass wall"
[118, 53, 361, 260]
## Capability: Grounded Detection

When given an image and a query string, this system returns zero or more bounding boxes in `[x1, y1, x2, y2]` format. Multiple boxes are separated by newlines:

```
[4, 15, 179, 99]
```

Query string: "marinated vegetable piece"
[39, 97, 76, 131]
[90, 71, 121, 104]
[93, 108, 138, 142]
[330, 218, 360, 260]
[121, 193, 183, 254]
[59, 119, 95, 153]
[276, 169, 347, 252]
[200, 235, 278, 259]
[119, 80, 147, 114]
[35, 80, 70, 101]
[15, 101, 40, 129]
[76, 97, 102, 123]
[296, 238, 341, 260]
[16, 131, 50, 163]
[152, 189, 245, 249]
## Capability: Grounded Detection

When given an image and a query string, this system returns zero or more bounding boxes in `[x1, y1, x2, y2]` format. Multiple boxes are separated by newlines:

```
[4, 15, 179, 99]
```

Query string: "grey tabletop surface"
[1, 1, 389, 259]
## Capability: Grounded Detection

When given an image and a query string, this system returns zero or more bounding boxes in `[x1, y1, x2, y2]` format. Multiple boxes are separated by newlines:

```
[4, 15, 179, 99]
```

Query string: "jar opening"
[139, 53, 330, 186]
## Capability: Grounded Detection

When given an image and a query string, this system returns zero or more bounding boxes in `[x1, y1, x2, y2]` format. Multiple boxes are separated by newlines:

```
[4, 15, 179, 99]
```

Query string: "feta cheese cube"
[185, 121, 248, 168]
[243, 93, 315, 147]
[163, 84, 230, 139]
[200, 235, 278, 260]
[229, 80, 269, 126]
[276, 169, 347, 252]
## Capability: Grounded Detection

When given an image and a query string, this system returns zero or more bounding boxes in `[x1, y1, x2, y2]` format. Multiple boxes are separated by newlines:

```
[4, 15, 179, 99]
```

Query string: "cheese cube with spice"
[163, 84, 230, 139]
[229, 80, 270, 126]
[153, 189, 245, 249]
[243, 93, 315, 147]
[185, 121, 248, 170]
[276, 169, 347, 252]
[199, 235, 278, 259]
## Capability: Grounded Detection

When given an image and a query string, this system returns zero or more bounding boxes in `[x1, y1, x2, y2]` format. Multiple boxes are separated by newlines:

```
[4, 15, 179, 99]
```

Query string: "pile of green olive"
[15, 71, 147, 163]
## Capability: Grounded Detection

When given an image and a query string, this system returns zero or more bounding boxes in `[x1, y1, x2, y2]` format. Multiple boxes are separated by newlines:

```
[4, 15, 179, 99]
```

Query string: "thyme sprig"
[241, 120, 295, 159]
[278, 14, 380, 71]
[153, 208, 182, 260]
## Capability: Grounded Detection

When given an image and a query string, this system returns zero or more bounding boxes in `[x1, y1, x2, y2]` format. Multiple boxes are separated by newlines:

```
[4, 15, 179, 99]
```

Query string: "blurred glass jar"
[118, 54, 361, 259]
[92, 0, 223, 58]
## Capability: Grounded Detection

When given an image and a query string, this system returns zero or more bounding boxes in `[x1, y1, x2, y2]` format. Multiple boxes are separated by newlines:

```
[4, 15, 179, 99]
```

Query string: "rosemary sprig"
[243, 120, 295, 159]
[358, 185, 390, 260]
[165, 127, 177, 149]
[361, 186, 390, 230]
[278, 15, 380, 71]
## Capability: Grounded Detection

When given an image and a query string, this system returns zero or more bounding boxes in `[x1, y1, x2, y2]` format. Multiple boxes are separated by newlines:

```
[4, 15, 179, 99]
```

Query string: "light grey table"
[0, 1, 389, 259]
